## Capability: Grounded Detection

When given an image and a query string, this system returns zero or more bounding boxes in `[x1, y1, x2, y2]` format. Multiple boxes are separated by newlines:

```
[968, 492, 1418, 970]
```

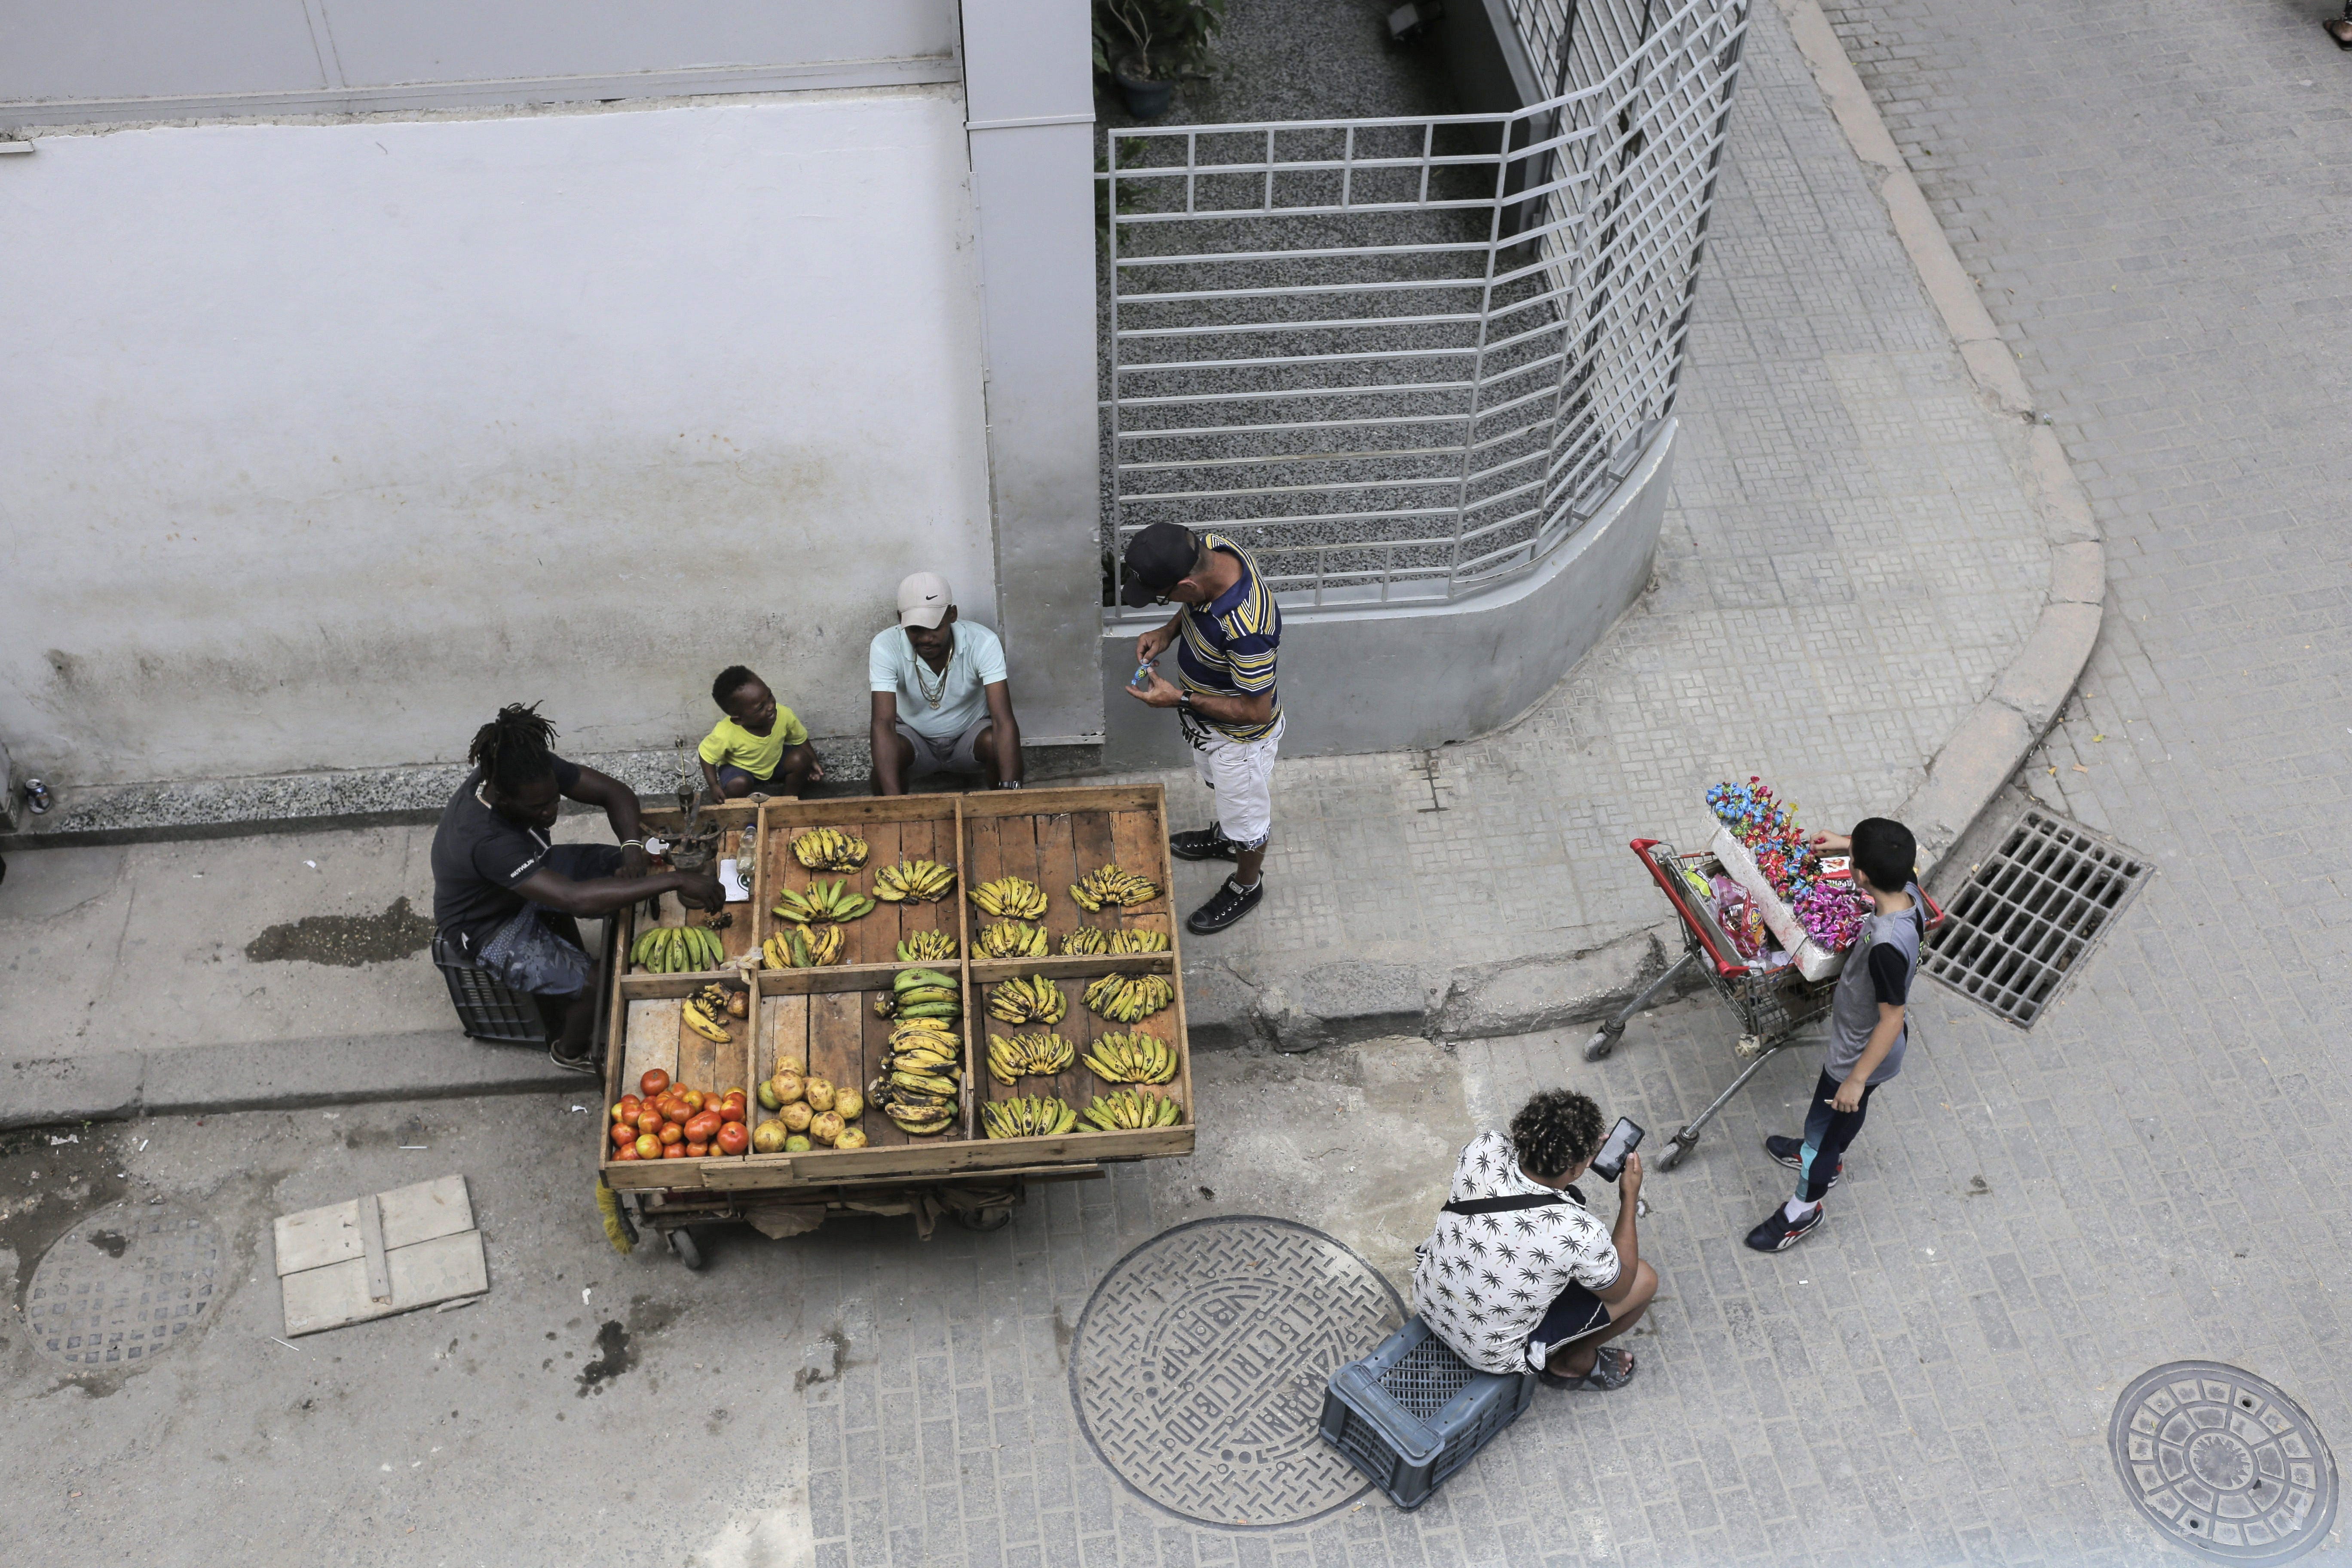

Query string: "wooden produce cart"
[598, 785, 1194, 1268]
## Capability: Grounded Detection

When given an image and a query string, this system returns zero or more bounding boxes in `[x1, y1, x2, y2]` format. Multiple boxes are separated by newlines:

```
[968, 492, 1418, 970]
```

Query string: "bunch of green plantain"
[631, 924, 726, 974]
[1084, 1031, 1177, 1085]
[1085, 971, 1175, 1023]
[1082, 1087, 1182, 1130]
[774, 876, 876, 925]
[1070, 864, 1161, 911]
[870, 1018, 962, 1135]
[791, 827, 869, 871]
[986, 1031, 1074, 1084]
[988, 973, 1067, 1025]
[873, 858, 956, 903]
[967, 876, 1047, 920]
[896, 929, 959, 962]
[873, 967, 962, 1021]
[979, 919, 1048, 959]
[763, 924, 844, 968]
[681, 983, 735, 1044]
[982, 1096, 1078, 1138]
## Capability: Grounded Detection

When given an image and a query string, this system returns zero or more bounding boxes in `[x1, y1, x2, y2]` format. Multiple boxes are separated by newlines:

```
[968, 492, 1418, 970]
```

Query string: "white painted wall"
[0, 87, 998, 786]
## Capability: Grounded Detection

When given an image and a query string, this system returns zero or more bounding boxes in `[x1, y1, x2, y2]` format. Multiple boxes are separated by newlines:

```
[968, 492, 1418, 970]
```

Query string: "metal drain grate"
[1922, 808, 2151, 1026]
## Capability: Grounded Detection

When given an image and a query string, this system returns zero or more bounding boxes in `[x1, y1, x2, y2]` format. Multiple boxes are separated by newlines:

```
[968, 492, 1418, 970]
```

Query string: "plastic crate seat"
[1318, 1316, 1536, 1510]
[431, 932, 551, 1045]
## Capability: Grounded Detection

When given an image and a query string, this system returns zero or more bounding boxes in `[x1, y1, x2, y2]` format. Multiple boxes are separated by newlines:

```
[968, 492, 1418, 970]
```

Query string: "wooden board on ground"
[273, 1175, 475, 1276]
[282, 1231, 489, 1336]
[276, 1176, 487, 1336]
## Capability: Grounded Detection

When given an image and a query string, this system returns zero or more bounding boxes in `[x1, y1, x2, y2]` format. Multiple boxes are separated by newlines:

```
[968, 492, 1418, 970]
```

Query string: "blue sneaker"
[1745, 1203, 1824, 1253]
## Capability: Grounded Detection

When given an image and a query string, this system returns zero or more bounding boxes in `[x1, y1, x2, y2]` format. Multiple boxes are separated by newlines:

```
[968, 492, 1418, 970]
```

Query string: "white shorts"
[1188, 714, 1283, 850]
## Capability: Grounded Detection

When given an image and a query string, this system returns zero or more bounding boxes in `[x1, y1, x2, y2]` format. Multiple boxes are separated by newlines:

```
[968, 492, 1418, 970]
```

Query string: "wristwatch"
[995, 780, 1023, 789]
[1176, 691, 1194, 714]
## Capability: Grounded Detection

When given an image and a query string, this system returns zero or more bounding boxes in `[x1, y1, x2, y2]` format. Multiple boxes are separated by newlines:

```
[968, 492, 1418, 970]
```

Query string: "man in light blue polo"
[867, 572, 1026, 795]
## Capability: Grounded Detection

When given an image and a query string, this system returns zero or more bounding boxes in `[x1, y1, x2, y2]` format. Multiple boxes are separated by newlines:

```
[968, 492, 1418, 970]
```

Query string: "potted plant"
[1093, 0, 1228, 120]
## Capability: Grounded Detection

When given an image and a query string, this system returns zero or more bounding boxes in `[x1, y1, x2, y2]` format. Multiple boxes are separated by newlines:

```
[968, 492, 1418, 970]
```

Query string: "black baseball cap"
[1120, 523, 1201, 608]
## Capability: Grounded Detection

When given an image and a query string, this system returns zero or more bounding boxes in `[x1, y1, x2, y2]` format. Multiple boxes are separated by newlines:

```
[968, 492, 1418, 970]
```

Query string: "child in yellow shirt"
[699, 665, 822, 799]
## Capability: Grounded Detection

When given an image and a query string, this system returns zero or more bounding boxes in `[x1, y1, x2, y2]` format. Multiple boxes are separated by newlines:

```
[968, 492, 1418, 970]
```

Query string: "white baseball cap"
[896, 572, 953, 629]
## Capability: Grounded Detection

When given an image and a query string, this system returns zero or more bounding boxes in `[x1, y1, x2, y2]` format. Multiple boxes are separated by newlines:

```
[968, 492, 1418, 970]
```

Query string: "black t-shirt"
[430, 759, 582, 954]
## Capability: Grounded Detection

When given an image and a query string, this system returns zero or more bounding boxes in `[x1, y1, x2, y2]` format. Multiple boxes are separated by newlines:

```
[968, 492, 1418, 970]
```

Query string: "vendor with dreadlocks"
[431, 704, 725, 1072]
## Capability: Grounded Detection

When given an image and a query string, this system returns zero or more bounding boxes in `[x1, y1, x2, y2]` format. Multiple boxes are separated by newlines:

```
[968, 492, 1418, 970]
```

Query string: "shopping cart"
[1584, 837, 1938, 1172]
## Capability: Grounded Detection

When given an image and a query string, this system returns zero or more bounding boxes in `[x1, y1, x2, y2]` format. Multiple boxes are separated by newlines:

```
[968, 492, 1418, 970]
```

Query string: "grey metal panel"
[0, 0, 330, 102]
[0, 0, 955, 113]
[318, 0, 958, 88]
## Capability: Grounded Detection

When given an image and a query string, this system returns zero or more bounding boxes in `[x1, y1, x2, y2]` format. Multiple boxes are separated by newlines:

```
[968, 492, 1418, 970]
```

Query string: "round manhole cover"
[1068, 1215, 1404, 1528]
[22, 1206, 223, 1369]
[2110, 1361, 2337, 1563]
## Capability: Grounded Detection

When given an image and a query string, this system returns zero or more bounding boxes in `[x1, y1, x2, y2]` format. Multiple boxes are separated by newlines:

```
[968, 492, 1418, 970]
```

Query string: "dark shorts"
[467, 843, 622, 998]
[1525, 1280, 1613, 1369]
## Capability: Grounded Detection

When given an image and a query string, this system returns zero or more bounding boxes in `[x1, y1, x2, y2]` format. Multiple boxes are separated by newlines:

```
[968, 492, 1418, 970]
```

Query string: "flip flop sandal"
[1537, 1344, 1636, 1390]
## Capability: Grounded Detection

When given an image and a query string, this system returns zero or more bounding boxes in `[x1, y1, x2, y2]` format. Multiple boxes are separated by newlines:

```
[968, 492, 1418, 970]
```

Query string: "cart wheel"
[1583, 1026, 1620, 1063]
[1654, 1134, 1693, 1173]
[667, 1227, 705, 1271]
[953, 1205, 1014, 1234]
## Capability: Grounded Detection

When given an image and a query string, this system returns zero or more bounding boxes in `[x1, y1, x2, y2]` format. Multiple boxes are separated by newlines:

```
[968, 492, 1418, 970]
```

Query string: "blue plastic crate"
[1318, 1316, 1536, 1510]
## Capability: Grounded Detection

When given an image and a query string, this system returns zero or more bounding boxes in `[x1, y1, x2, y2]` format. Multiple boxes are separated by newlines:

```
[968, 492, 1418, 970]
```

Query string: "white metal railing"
[1103, 0, 1748, 611]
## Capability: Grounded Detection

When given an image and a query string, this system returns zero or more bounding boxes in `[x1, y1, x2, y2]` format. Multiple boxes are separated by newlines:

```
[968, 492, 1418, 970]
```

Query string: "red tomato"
[610, 1122, 636, 1148]
[715, 1122, 750, 1156]
[640, 1069, 671, 1099]
[661, 1143, 686, 1158]
[717, 1100, 746, 1124]
[615, 1144, 640, 1161]
[635, 1109, 664, 1136]
[611, 1099, 635, 1124]
[634, 1133, 662, 1160]
[680, 1090, 707, 1115]
[684, 1110, 724, 1143]
[658, 1123, 684, 1147]
[684, 1141, 709, 1158]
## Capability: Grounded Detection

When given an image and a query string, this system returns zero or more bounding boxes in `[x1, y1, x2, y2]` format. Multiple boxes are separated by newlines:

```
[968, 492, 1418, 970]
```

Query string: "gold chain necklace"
[911, 628, 954, 708]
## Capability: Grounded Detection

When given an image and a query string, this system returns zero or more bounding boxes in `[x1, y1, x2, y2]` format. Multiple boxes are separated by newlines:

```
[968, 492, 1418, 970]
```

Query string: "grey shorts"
[895, 717, 990, 777]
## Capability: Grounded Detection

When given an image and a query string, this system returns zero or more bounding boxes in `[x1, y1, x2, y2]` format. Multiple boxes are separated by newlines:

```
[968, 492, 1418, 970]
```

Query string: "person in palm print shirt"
[1412, 1089, 1659, 1390]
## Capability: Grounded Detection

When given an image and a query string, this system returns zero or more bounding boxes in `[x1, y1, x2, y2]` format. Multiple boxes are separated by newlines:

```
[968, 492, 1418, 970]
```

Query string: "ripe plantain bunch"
[870, 1018, 962, 1136]
[978, 919, 1048, 959]
[988, 973, 1067, 1025]
[1084, 1031, 1177, 1085]
[873, 858, 956, 903]
[1060, 926, 1173, 956]
[1082, 1087, 1182, 1131]
[896, 929, 959, 962]
[968, 876, 1047, 920]
[1085, 971, 1175, 1023]
[791, 827, 868, 871]
[986, 1031, 1074, 1084]
[774, 876, 876, 925]
[632, 924, 726, 974]
[873, 967, 961, 1022]
[982, 1096, 1078, 1139]
[1070, 864, 1161, 912]
[682, 983, 735, 1044]
[763, 924, 845, 968]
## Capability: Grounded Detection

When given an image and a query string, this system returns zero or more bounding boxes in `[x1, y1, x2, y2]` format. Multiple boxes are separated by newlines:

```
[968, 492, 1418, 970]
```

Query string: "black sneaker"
[1744, 1203, 1824, 1253]
[1187, 877, 1263, 934]
[1169, 825, 1240, 862]
[1764, 1135, 1840, 1187]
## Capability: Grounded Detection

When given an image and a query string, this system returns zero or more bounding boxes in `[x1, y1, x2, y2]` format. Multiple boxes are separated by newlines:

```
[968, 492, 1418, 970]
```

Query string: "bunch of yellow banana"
[773, 877, 876, 925]
[1070, 864, 1161, 911]
[681, 985, 734, 1044]
[896, 929, 959, 962]
[873, 968, 961, 1021]
[982, 1096, 1078, 1138]
[986, 1031, 1074, 1084]
[1059, 926, 1109, 956]
[988, 973, 1066, 1025]
[1085, 971, 1175, 1023]
[968, 876, 1047, 919]
[873, 858, 956, 903]
[631, 924, 726, 973]
[1084, 1031, 1178, 1084]
[978, 919, 1048, 959]
[871, 1018, 962, 1135]
[1109, 928, 1170, 954]
[791, 827, 869, 871]
[1082, 1087, 1182, 1130]
[763, 924, 845, 968]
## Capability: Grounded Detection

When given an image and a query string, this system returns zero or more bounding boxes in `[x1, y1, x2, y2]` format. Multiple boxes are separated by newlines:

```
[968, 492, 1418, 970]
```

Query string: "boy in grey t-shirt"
[1746, 817, 1926, 1253]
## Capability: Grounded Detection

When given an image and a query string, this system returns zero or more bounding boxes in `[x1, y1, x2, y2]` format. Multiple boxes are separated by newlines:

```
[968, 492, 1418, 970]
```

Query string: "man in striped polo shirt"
[1121, 522, 1284, 934]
